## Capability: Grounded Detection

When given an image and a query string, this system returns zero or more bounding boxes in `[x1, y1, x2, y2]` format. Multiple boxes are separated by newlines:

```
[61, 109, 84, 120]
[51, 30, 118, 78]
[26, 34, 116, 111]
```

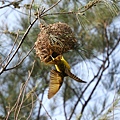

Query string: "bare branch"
[5, 45, 35, 71]
[0, 0, 22, 9]
[5, 61, 35, 120]
[68, 37, 120, 120]
[0, 18, 37, 75]
[36, 88, 46, 120]
[0, 0, 63, 75]
[34, 92, 53, 120]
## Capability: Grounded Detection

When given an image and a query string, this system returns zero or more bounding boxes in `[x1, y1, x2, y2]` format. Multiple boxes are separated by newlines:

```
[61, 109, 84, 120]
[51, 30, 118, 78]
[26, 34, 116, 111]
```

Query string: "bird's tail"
[65, 68, 87, 83]
[48, 70, 64, 99]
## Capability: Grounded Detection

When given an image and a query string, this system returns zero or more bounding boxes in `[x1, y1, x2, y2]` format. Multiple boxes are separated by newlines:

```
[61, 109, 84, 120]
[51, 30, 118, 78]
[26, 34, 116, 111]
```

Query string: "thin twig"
[0, 18, 37, 75]
[5, 83, 25, 120]
[0, 31, 19, 66]
[42, 0, 62, 14]
[26, 95, 34, 120]
[68, 37, 120, 120]
[5, 61, 35, 120]
[0, 0, 62, 75]
[34, 92, 53, 120]
[43, 11, 76, 16]
[63, 82, 68, 120]
[5, 45, 35, 71]
[29, 0, 34, 24]
[15, 84, 26, 120]
[14, 61, 35, 120]
[36, 88, 45, 120]
[0, 0, 21, 9]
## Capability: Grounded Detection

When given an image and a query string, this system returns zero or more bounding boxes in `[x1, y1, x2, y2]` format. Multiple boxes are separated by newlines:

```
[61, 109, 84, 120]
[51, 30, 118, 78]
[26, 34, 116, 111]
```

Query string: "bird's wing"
[48, 70, 63, 99]
[65, 68, 87, 83]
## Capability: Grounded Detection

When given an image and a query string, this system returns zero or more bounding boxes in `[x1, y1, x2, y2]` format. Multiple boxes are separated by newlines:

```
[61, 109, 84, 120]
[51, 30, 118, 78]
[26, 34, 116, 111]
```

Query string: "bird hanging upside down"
[48, 55, 86, 99]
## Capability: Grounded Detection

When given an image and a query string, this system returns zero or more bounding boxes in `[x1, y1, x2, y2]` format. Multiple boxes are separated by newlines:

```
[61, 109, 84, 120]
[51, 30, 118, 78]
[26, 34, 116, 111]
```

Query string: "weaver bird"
[48, 55, 86, 99]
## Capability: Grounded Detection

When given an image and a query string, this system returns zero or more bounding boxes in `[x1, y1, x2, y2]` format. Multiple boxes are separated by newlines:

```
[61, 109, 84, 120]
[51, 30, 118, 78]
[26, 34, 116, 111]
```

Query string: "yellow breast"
[55, 56, 70, 72]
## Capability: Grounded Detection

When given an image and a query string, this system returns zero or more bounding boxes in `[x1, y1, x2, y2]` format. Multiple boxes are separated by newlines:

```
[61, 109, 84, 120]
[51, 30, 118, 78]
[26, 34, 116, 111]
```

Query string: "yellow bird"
[48, 55, 86, 99]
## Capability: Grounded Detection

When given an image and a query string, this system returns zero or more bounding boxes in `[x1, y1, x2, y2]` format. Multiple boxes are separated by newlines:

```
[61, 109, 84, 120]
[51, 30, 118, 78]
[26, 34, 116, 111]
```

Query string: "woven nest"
[35, 22, 77, 63]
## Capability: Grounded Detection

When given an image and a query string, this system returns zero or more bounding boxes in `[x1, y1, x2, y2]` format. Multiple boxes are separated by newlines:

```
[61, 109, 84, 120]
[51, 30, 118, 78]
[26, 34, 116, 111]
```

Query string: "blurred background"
[0, 0, 120, 120]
